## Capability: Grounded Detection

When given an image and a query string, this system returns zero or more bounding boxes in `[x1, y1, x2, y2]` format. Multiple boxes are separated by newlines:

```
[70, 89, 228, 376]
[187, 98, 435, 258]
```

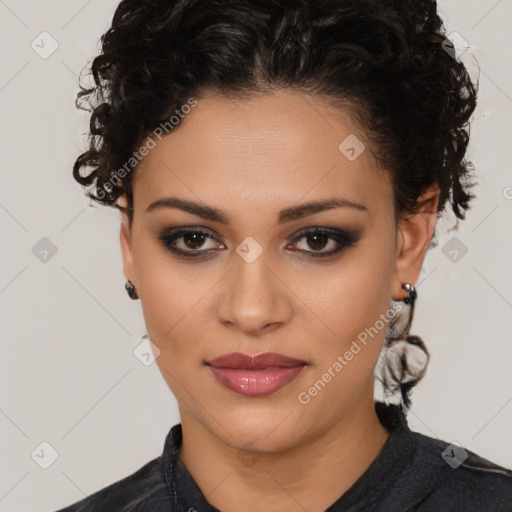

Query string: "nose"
[215, 250, 294, 338]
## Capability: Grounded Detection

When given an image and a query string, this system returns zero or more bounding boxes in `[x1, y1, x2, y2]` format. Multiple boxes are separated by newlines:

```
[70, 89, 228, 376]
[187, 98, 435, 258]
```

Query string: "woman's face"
[120, 90, 418, 452]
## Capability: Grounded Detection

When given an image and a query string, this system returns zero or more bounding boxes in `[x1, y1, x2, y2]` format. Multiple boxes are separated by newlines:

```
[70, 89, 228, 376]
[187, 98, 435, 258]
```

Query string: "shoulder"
[54, 456, 173, 512]
[408, 431, 512, 511]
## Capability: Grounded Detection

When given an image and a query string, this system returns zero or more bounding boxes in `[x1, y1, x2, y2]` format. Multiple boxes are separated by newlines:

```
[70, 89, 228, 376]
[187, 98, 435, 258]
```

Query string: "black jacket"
[55, 402, 512, 511]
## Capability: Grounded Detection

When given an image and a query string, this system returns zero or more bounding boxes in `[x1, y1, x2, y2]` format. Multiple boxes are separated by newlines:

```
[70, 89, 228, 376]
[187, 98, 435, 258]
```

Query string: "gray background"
[0, 0, 511, 510]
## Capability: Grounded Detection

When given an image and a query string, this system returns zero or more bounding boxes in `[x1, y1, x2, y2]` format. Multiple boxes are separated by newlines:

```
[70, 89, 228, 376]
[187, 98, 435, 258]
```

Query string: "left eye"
[287, 228, 359, 258]
[290, 231, 338, 253]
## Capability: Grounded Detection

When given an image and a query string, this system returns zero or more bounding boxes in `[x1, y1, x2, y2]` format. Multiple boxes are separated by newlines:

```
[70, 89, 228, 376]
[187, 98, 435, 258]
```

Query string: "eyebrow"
[145, 196, 367, 224]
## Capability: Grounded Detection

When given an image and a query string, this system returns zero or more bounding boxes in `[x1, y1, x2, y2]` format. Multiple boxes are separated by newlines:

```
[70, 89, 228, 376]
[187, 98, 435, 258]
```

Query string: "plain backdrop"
[0, 1, 511, 510]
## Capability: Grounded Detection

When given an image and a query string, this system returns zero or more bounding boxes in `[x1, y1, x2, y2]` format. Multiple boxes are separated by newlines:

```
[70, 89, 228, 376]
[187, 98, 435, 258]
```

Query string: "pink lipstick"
[206, 352, 307, 397]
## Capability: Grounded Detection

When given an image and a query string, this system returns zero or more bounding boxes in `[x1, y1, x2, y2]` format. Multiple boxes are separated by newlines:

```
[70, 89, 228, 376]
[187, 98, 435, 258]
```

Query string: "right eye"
[158, 228, 225, 258]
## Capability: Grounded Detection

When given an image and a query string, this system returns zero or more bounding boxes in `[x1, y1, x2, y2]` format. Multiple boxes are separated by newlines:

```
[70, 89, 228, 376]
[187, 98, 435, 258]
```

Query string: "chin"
[206, 401, 307, 453]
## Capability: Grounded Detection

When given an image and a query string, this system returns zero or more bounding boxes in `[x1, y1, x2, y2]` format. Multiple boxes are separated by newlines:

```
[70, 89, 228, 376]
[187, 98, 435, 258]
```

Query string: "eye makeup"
[157, 225, 362, 261]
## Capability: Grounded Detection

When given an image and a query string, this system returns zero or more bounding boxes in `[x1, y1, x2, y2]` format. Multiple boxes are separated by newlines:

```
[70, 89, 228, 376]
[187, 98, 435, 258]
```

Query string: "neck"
[178, 387, 391, 512]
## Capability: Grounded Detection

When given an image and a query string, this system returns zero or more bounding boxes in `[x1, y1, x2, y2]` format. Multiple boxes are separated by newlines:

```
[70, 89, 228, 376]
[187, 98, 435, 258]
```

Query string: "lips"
[206, 352, 308, 397]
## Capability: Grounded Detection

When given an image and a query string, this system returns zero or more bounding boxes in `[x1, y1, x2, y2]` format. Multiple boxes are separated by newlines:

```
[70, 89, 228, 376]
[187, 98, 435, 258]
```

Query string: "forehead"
[132, 90, 392, 220]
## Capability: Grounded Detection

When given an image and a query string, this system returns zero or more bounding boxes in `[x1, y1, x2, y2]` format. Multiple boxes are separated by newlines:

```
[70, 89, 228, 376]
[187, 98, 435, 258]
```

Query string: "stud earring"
[124, 279, 139, 300]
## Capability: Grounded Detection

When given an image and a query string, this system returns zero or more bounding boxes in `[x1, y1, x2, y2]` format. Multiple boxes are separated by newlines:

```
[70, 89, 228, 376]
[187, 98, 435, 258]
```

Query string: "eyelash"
[158, 227, 360, 260]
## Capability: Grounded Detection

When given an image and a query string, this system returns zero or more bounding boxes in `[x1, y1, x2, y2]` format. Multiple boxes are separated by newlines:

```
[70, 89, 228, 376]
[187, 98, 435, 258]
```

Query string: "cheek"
[294, 232, 397, 415]
[308, 229, 396, 337]
[138, 272, 207, 356]
[132, 236, 200, 351]
[137, 266, 209, 402]
[296, 231, 398, 397]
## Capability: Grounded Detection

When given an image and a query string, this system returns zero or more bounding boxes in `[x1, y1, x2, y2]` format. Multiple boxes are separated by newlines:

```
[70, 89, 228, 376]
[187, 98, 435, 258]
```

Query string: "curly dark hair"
[72, 0, 478, 409]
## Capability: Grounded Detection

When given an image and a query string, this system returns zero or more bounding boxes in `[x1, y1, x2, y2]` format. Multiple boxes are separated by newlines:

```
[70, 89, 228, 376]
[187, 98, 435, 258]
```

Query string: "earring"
[379, 282, 429, 411]
[124, 279, 139, 300]
[402, 282, 417, 306]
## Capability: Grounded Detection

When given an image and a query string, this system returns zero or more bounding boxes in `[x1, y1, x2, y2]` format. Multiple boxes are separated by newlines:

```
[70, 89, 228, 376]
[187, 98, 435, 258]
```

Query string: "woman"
[57, 0, 512, 510]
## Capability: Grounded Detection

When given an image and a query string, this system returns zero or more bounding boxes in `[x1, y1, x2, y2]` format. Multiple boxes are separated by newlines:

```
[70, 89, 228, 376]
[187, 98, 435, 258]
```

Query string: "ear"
[392, 185, 440, 301]
[118, 195, 137, 287]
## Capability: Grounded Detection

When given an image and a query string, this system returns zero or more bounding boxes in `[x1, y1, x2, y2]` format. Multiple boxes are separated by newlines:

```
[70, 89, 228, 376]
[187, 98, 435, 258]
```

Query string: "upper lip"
[206, 352, 308, 370]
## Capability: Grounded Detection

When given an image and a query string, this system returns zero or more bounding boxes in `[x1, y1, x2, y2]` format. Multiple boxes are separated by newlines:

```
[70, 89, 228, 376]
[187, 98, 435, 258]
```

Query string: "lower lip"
[208, 365, 307, 397]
